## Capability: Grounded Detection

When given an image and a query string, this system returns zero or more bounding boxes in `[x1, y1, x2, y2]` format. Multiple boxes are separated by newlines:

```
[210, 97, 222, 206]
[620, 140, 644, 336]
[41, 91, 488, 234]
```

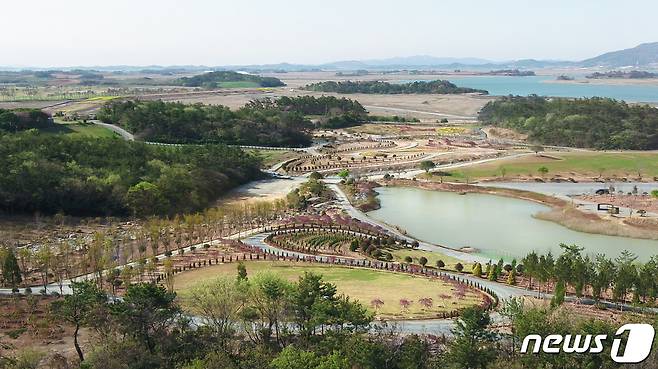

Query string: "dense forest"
[478, 96, 658, 149]
[304, 80, 488, 94]
[246, 95, 369, 129]
[0, 108, 52, 132]
[97, 100, 313, 146]
[98, 96, 369, 145]
[175, 71, 285, 88]
[0, 132, 261, 217]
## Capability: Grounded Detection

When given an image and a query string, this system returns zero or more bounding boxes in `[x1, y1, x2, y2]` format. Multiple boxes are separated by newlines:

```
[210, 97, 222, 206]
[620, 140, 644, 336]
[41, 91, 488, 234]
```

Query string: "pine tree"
[237, 262, 248, 281]
[551, 280, 566, 307]
[507, 269, 516, 285]
[2, 249, 22, 289]
[473, 263, 483, 278]
[488, 265, 497, 281]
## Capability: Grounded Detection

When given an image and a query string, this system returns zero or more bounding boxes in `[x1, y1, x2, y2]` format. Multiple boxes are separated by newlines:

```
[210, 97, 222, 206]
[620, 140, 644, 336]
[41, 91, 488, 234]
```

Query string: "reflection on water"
[368, 187, 658, 261]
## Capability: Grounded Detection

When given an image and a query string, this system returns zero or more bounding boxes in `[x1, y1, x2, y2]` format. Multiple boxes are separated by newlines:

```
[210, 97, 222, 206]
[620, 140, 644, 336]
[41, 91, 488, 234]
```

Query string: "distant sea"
[442, 75, 658, 103]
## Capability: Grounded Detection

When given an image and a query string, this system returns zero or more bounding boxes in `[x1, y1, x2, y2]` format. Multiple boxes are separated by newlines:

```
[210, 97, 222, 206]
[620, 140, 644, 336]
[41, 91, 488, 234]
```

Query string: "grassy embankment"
[245, 149, 300, 168]
[174, 261, 484, 320]
[41, 122, 119, 138]
[440, 152, 658, 182]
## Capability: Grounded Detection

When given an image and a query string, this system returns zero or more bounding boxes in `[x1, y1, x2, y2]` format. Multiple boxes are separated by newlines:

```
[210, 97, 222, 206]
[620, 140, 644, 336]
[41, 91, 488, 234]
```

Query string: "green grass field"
[245, 149, 299, 167]
[217, 81, 261, 88]
[174, 261, 483, 319]
[444, 152, 658, 181]
[40, 123, 119, 138]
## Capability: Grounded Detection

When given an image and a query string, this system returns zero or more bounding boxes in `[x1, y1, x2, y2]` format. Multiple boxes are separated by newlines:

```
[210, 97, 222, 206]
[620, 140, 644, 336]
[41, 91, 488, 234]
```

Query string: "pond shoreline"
[378, 179, 658, 241]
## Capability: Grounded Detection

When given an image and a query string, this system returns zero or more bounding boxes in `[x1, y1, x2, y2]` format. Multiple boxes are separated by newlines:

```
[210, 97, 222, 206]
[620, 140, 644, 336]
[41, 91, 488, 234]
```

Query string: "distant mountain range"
[220, 43, 658, 71]
[581, 42, 658, 68]
[2, 43, 657, 72]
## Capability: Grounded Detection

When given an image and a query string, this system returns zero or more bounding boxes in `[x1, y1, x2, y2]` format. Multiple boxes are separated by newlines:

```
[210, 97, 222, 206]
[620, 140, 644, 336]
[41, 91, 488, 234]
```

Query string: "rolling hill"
[581, 42, 658, 68]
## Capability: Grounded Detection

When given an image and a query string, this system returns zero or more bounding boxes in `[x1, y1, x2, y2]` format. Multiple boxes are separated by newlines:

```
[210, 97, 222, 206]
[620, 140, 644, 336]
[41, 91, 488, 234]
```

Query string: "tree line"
[98, 96, 370, 145]
[0, 199, 290, 292]
[97, 100, 313, 147]
[304, 80, 488, 95]
[521, 244, 658, 306]
[478, 95, 658, 150]
[0, 132, 262, 217]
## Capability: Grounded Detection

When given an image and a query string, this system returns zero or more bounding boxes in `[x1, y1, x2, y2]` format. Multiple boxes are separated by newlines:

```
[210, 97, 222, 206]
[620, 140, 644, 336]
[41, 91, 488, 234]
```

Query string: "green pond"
[367, 187, 658, 262]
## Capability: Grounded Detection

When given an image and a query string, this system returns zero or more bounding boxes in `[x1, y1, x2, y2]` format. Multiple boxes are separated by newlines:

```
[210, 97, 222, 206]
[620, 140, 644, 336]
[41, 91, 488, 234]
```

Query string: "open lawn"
[245, 149, 300, 168]
[174, 261, 484, 320]
[444, 151, 658, 181]
[218, 81, 261, 88]
[41, 123, 119, 138]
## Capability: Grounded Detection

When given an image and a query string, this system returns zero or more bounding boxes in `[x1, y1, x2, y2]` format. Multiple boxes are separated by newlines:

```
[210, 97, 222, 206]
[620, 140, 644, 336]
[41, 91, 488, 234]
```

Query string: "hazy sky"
[2, 0, 657, 67]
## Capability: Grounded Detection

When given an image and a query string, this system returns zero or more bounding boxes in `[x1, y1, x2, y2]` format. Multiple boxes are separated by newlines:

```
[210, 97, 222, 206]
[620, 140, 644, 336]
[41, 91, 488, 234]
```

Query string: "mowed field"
[244, 149, 300, 168]
[174, 261, 484, 320]
[41, 123, 119, 138]
[445, 151, 658, 180]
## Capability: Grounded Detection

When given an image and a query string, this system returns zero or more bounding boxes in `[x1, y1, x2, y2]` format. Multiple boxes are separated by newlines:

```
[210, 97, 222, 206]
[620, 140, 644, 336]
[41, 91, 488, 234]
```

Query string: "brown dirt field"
[575, 194, 658, 213]
[0, 295, 90, 360]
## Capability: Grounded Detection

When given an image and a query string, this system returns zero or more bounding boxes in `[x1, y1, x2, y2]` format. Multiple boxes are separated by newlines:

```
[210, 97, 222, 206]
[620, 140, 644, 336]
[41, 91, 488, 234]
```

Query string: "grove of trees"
[97, 100, 314, 147]
[97, 96, 370, 145]
[0, 132, 262, 216]
[521, 244, 658, 306]
[478, 95, 658, 149]
[175, 71, 285, 88]
[305, 80, 488, 95]
[0, 108, 52, 132]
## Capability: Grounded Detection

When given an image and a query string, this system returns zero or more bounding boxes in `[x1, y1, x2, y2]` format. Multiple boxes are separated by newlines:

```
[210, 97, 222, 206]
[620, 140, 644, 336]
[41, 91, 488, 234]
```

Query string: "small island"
[304, 80, 488, 94]
[586, 70, 657, 79]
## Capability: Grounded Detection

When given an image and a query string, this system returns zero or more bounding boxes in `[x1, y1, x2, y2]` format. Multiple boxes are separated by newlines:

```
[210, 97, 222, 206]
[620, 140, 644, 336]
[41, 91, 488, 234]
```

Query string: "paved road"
[93, 121, 135, 140]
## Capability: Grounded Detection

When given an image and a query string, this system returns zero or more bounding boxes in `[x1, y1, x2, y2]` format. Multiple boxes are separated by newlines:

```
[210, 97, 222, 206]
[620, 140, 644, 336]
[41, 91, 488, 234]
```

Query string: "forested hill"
[245, 96, 369, 129]
[97, 96, 369, 145]
[304, 80, 488, 94]
[478, 96, 658, 150]
[0, 133, 261, 217]
[0, 108, 52, 132]
[175, 71, 285, 88]
[581, 42, 658, 68]
[97, 100, 314, 147]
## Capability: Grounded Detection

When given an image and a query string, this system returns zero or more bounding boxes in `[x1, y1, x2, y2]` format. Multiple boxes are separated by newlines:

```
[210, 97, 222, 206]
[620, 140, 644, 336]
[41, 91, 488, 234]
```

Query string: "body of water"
[367, 186, 658, 262]
[481, 181, 658, 197]
[442, 75, 658, 103]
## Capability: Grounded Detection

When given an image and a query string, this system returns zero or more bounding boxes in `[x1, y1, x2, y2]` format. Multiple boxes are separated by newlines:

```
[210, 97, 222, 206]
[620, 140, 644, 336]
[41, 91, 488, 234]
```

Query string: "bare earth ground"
[575, 194, 658, 213]
[154, 87, 491, 122]
[221, 177, 306, 204]
[4, 71, 493, 122]
[0, 101, 69, 110]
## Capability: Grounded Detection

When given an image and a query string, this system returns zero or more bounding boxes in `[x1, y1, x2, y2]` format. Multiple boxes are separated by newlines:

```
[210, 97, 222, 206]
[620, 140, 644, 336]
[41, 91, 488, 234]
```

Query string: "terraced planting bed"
[266, 229, 407, 260]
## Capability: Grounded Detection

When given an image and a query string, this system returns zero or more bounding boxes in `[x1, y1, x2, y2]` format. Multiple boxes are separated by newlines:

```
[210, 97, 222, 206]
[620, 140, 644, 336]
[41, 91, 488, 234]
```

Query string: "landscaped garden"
[174, 261, 490, 320]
